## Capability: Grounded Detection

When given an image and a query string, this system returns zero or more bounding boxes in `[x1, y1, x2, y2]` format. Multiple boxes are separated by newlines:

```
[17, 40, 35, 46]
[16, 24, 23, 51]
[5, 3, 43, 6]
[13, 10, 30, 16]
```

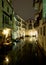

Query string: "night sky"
[12, 0, 35, 20]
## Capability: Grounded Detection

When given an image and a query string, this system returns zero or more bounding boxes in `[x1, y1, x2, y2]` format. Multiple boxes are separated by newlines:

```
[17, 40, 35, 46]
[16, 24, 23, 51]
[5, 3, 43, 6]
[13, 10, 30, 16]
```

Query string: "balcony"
[18, 23, 21, 27]
[22, 24, 26, 28]
[16, 17, 21, 22]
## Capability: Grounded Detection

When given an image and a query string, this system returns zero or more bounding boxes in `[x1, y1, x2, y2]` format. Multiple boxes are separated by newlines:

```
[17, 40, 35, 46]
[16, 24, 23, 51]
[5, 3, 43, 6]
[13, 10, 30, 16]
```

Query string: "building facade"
[0, 0, 13, 30]
[12, 13, 26, 40]
[0, 0, 13, 45]
[33, 0, 46, 53]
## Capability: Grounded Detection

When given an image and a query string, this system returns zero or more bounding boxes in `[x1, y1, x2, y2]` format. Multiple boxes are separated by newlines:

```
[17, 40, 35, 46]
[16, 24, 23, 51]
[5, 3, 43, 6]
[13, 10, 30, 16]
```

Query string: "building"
[12, 13, 26, 40]
[25, 18, 32, 30]
[0, 0, 13, 30]
[12, 12, 19, 39]
[25, 18, 33, 37]
[33, 0, 46, 53]
[0, 0, 13, 45]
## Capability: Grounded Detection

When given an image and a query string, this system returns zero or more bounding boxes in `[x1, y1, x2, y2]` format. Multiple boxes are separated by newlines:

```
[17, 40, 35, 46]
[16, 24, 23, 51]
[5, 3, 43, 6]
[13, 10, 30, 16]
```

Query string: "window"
[16, 17, 21, 22]
[18, 23, 21, 26]
[7, 7, 9, 13]
[2, 14, 4, 27]
[10, 14, 12, 20]
[43, 26, 45, 36]
[35, 3, 39, 11]
[22, 24, 25, 28]
[0, 36, 3, 44]
[2, 0, 4, 7]
[29, 24, 32, 28]
[39, 10, 42, 20]
[34, 20, 39, 27]
[4, 15, 9, 24]
[16, 21, 18, 26]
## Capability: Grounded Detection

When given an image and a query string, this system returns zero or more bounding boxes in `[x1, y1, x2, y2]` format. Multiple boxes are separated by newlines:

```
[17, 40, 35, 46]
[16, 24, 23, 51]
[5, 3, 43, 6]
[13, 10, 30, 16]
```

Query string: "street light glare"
[30, 29, 38, 38]
[5, 56, 9, 63]
[2, 28, 11, 38]
[5, 57, 9, 62]
[28, 29, 38, 42]
[3, 29, 8, 35]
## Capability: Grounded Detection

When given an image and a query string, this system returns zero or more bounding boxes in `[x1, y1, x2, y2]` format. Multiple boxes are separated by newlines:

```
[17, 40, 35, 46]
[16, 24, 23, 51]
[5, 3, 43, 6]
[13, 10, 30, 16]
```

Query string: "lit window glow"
[2, 28, 11, 38]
